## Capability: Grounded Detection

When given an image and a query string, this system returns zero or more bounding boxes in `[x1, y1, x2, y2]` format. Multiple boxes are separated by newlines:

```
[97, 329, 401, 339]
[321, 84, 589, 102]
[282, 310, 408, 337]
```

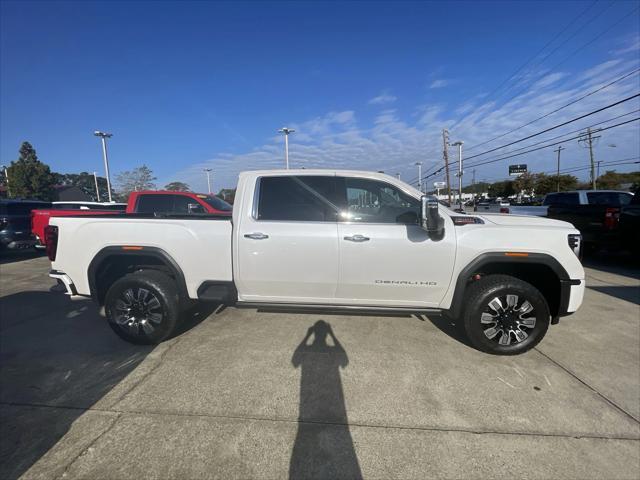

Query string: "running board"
[236, 301, 442, 315]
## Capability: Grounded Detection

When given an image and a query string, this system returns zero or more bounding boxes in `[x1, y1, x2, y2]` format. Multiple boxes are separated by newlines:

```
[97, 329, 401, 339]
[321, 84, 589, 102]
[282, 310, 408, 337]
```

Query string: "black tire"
[104, 270, 180, 345]
[462, 274, 550, 355]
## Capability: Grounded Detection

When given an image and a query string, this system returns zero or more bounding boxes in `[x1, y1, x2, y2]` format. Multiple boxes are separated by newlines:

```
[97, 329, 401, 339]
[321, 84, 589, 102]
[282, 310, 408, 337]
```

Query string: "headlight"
[568, 234, 581, 257]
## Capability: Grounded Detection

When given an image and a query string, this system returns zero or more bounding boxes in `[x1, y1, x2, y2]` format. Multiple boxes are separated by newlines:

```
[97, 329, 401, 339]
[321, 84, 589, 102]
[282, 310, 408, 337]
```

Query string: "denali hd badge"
[375, 280, 437, 286]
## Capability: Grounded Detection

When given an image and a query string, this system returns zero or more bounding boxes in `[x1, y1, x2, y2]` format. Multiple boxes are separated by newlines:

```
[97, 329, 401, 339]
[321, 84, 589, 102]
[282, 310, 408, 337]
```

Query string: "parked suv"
[1, 200, 51, 251]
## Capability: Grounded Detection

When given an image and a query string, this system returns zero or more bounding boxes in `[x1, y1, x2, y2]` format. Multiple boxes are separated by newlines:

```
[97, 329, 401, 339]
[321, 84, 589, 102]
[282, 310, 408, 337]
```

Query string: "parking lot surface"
[1, 253, 639, 479]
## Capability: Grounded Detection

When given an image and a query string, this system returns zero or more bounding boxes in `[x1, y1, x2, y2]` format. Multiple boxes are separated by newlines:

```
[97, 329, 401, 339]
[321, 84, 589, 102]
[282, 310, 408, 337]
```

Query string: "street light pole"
[415, 162, 423, 192]
[451, 141, 464, 210]
[93, 171, 100, 201]
[203, 168, 212, 194]
[94, 131, 113, 202]
[278, 127, 295, 169]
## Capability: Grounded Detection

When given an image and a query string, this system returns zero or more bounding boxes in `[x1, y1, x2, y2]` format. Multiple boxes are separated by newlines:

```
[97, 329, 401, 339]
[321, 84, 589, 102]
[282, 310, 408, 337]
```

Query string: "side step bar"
[235, 301, 443, 316]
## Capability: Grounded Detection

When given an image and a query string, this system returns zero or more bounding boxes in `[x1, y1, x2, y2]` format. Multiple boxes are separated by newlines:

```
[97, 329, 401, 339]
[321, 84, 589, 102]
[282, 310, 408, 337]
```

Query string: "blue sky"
[1, 0, 639, 192]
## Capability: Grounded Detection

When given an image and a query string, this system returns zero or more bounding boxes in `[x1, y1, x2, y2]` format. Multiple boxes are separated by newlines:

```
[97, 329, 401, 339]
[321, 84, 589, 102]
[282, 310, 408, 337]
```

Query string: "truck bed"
[50, 215, 233, 298]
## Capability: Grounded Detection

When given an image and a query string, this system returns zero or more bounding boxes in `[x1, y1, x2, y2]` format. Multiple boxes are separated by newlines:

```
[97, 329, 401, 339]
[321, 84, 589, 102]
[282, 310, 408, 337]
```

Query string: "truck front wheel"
[104, 270, 180, 344]
[462, 274, 550, 355]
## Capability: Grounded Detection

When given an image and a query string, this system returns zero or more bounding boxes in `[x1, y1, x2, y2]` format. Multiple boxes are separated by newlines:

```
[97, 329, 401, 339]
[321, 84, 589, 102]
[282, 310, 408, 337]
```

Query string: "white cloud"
[168, 56, 640, 192]
[368, 92, 397, 105]
[429, 79, 449, 89]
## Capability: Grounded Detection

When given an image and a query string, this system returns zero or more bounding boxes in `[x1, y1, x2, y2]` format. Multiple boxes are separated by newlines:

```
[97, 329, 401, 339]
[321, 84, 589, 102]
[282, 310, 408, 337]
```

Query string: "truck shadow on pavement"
[0, 290, 210, 480]
[289, 320, 362, 480]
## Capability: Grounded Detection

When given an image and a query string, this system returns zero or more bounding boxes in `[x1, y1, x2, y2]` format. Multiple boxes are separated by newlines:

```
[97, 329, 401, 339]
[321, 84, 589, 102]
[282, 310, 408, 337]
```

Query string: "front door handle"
[244, 232, 269, 240]
[344, 234, 370, 242]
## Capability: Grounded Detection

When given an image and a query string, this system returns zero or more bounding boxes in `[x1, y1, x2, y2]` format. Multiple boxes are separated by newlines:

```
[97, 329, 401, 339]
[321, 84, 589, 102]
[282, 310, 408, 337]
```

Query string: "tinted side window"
[257, 176, 338, 222]
[340, 177, 419, 224]
[587, 192, 632, 206]
[136, 195, 175, 214]
[172, 195, 199, 214]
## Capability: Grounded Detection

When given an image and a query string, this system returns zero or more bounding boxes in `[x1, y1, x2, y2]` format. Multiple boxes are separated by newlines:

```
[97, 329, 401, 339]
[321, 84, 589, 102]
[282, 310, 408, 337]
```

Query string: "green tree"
[52, 171, 114, 201]
[164, 181, 190, 191]
[534, 173, 578, 195]
[488, 180, 515, 198]
[115, 165, 157, 197]
[6, 142, 55, 200]
[596, 170, 640, 190]
[514, 172, 535, 196]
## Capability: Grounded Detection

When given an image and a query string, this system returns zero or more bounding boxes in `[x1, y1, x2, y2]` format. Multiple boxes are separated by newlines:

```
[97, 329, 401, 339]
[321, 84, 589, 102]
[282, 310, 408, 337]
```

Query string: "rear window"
[257, 176, 339, 222]
[543, 193, 579, 206]
[135, 195, 175, 214]
[586, 192, 632, 206]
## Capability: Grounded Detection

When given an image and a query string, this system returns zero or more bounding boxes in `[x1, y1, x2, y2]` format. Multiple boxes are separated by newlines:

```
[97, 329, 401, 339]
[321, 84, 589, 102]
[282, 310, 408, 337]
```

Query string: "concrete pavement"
[1, 254, 638, 479]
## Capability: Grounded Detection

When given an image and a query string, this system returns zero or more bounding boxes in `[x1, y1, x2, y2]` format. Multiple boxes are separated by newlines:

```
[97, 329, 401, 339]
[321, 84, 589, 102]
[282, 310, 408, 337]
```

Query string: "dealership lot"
[1, 253, 638, 479]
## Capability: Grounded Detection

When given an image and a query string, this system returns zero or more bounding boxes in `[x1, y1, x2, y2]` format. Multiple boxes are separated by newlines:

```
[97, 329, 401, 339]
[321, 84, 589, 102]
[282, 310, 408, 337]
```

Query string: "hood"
[478, 213, 573, 229]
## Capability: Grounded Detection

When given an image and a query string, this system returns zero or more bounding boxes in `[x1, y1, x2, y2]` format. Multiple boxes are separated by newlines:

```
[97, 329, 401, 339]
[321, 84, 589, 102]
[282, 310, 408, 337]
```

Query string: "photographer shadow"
[289, 320, 362, 480]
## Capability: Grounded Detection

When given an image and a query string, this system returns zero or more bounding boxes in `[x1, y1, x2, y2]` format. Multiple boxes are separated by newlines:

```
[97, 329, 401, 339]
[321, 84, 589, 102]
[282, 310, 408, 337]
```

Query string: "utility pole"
[579, 127, 600, 190]
[596, 160, 602, 183]
[415, 162, 423, 192]
[554, 146, 565, 192]
[93, 172, 100, 201]
[451, 141, 464, 210]
[278, 127, 295, 169]
[442, 129, 452, 205]
[203, 168, 212, 194]
[93, 131, 113, 202]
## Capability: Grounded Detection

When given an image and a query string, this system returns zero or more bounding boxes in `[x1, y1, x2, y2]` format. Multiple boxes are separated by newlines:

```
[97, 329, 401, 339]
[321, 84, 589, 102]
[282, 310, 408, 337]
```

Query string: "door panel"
[335, 176, 456, 307]
[235, 175, 340, 303]
[337, 222, 456, 307]
[237, 221, 339, 301]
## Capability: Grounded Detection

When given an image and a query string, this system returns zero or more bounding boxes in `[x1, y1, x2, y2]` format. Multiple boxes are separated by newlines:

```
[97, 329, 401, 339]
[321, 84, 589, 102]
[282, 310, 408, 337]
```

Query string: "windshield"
[201, 195, 233, 212]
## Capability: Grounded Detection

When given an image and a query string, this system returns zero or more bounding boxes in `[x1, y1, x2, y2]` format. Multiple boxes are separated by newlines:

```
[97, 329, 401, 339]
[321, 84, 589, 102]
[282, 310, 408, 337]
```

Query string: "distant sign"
[509, 164, 527, 176]
[433, 181, 446, 188]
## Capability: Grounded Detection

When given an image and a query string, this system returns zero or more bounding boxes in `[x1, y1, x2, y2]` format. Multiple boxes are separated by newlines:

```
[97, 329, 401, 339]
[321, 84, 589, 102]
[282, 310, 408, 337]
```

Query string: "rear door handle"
[244, 232, 269, 240]
[344, 234, 370, 242]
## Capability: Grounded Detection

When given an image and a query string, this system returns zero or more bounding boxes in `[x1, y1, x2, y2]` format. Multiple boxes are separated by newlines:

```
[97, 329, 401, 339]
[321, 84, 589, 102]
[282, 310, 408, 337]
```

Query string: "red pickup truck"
[32, 191, 232, 248]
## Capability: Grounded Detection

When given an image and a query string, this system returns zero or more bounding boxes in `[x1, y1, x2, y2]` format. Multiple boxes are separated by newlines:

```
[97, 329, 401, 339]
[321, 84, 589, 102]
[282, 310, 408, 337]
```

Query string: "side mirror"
[421, 195, 444, 237]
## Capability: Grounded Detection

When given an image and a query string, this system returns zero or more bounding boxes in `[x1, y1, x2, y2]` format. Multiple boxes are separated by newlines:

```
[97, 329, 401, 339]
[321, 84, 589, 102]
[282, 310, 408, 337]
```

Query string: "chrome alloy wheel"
[480, 294, 536, 346]
[113, 288, 163, 335]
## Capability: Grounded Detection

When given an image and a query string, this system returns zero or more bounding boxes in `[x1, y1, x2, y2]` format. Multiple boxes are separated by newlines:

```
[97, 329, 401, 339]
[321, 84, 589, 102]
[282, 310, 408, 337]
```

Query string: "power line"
[419, 116, 640, 183]
[461, 109, 640, 168]
[466, 117, 639, 169]
[464, 93, 640, 161]
[487, 2, 638, 113]
[466, 67, 640, 151]
[479, 0, 600, 105]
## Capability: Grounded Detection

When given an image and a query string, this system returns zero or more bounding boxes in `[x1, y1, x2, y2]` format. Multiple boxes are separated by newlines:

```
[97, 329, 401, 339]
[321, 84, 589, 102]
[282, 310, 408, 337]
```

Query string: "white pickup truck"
[46, 170, 585, 355]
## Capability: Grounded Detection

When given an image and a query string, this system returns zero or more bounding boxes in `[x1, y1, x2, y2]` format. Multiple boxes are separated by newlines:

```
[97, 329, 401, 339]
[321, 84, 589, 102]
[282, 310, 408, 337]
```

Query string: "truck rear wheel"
[104, 270, 180, 344]
[462, 274, 550, 355]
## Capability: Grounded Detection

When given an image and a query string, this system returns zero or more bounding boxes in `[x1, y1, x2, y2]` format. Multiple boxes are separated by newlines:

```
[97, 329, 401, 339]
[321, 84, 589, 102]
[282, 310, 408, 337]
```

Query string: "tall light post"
[451, 141, 464, 210]
[278, 127, 295, 169]
[94, 131, 113, 202]
[415, 162, 423, 192]
[203, 168, 212, 194]
[93, 171, 100, 201]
